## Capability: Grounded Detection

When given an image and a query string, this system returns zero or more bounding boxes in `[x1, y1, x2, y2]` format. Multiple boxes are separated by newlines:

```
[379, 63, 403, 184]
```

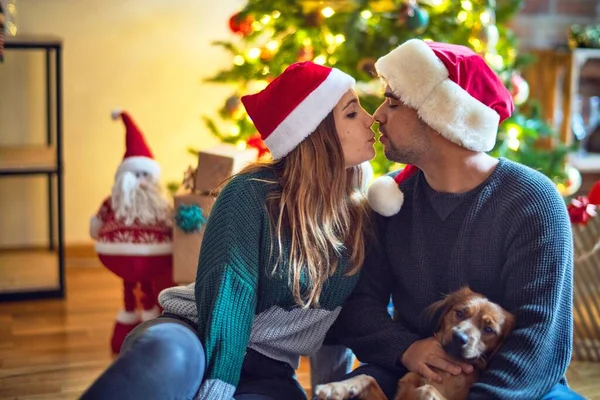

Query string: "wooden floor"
[0, 263, 599, 399]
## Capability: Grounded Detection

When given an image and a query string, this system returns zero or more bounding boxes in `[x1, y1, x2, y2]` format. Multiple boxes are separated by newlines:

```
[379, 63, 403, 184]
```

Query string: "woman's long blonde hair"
[234, 112, 372, 308]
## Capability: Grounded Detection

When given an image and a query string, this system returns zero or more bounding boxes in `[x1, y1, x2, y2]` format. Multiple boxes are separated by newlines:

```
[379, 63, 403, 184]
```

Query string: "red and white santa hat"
[367, 39, 514, 217]
[241, 61, 355, 160]
[111, 109, 161, 179]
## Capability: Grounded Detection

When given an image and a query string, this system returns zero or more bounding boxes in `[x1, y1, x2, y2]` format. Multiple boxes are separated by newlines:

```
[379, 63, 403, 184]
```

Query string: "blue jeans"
[345, 364, 586, 400]
[80, 318, 204, 400]
[80, 317, 302, 400]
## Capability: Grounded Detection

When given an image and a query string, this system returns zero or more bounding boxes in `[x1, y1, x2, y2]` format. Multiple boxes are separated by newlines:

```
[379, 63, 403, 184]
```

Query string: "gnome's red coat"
[91, 197, 172, 282]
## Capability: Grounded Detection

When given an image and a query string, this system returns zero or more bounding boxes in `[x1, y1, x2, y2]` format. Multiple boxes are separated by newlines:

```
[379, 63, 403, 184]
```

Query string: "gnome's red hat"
[241, 61, 355, 160]
[111, 109, 161, 179]
[367, 39, 514, 217]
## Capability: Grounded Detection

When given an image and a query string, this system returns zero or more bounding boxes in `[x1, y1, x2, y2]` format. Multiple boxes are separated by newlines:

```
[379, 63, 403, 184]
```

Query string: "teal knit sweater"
[159, 168, 360, 399]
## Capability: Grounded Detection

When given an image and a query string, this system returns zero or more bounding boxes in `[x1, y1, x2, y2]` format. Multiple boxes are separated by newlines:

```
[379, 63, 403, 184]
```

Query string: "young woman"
[81, 61, 375, 400]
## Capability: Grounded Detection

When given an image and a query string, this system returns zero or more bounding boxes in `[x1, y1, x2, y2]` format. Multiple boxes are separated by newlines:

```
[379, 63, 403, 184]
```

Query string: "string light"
[507, 125, 521, 151]
[251, 21, 263, 31]
[361, 10, 372, 19]
[457, 11, 468, 23]
[272, 10, 281, 18]
[260, 15, 271, 24]
[480, 10, 491, 24]
[265, 40, 279, 51]
[321, 7, 335, 18]
[507, 126, 520, 139]
[325, 33, 335, 45]
[468, 37, 484, 52]
[508, 138, 520, 151]
[247, 48, 261, 59]
[313, 55, 327, 64]
[229, 125, 241, 137]
[334, 34, 345, 44]
[233, 55, 245, 65]
[461, 0, 473, 11]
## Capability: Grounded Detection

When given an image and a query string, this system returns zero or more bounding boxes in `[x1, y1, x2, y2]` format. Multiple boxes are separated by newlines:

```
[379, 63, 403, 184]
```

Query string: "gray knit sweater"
[333, 158, 574, 399]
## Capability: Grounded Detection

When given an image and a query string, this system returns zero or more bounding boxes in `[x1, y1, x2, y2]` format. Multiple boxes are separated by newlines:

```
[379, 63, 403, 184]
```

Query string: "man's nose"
[373, 104, 386, 124]
[452, 330, 469, 347]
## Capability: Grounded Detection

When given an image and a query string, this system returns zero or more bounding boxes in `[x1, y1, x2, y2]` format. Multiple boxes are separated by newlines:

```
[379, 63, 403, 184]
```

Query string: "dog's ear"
[423, 286, 474, 333]
[487, 309, 516, 362]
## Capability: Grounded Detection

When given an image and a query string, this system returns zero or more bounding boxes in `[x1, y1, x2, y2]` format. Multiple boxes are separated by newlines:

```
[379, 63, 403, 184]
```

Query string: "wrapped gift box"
[194, 144, 258, 194]
[172, 193, 215, 284]
[572, 217, 600, 362]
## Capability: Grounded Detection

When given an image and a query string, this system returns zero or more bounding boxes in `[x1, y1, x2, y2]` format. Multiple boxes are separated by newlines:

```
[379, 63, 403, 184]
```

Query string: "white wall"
[0, 0, 245, 246]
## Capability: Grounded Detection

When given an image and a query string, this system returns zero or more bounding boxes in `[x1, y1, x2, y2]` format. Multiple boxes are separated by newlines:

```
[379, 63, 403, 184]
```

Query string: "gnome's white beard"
[111, 171, 172, 227]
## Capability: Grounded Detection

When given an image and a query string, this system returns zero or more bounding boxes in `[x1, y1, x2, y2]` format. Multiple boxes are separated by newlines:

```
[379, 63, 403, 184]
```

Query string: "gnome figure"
[90, 110, 174, 354]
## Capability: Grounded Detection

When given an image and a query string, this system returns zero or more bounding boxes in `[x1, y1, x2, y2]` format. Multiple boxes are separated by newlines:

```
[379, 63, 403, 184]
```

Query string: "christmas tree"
[201, 0, 576, 195]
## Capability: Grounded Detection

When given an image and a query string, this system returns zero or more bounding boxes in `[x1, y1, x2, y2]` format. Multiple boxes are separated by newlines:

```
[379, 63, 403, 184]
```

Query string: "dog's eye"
[483, 326, 496, 335]
[455, 310, 464, 319]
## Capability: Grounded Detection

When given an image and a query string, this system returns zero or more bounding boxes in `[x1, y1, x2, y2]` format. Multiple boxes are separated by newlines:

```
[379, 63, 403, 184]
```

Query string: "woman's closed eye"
[346, 112, 357, 119]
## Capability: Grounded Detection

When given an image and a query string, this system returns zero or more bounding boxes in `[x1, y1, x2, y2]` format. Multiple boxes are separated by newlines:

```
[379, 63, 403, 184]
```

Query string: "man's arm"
[469, 187, 573, 399]
[332, 216, 421, 371]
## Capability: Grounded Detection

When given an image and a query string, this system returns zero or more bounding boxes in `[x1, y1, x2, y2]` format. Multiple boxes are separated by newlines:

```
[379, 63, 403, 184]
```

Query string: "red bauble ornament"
[229, 12, 254, 36]
[246, 133, 270, 158]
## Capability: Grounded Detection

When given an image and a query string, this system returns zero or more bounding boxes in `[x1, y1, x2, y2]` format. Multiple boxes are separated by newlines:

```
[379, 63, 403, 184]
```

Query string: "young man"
[332, 39, 582, 399]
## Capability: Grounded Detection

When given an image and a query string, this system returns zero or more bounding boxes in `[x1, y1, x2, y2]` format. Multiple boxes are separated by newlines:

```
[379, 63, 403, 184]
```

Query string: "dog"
[314, 287, 515, 400]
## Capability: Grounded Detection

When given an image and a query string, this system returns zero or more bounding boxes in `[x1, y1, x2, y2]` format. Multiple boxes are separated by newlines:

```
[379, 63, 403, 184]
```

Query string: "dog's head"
[426, 287, 515, 370]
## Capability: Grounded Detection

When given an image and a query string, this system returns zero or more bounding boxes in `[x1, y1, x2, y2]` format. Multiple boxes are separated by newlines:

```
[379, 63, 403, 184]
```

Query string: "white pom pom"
[367, 175, 404, 217]
[111, 108, 123, 120]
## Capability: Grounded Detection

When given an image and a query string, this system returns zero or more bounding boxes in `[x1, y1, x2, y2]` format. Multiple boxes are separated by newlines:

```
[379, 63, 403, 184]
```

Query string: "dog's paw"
[415, 385, 446, 400]
[314, 375, 379, 400]
[314, 381, 359, 400]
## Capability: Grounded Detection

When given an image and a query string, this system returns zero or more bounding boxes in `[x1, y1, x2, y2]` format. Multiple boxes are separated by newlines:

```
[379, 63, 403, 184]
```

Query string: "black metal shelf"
[0, 34, 65, 301]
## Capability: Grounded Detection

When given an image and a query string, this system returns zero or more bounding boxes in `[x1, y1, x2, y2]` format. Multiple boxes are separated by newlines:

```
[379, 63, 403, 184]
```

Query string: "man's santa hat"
[367, 39, 514, 217]
[111, 109, 161, 179]
[241, 61, 355, 160]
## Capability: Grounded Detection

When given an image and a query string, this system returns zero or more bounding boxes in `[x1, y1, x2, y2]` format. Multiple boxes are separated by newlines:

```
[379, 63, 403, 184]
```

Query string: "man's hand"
[401, 337, 473, 383]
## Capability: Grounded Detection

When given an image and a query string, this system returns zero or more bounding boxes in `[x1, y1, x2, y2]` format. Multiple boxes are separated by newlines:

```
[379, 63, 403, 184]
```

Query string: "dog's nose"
[452, 330, 469, 346]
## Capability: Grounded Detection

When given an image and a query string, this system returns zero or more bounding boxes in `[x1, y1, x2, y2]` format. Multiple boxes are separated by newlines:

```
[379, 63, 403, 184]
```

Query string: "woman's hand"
[400, 337, 473, 383]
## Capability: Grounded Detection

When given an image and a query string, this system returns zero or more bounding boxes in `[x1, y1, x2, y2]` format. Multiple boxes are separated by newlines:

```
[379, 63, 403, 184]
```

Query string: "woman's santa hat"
[111, 109, 161, 179]
[367, 39, 514, 217]
[241, 61, 355, 160]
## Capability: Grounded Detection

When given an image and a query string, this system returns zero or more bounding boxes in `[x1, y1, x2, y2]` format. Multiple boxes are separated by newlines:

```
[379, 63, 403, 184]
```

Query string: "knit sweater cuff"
[384, 331, 421, 371]
[195, 379, 235, 400]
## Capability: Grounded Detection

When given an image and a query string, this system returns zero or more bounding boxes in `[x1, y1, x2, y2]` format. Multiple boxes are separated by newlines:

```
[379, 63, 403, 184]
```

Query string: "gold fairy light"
[229, 125, 241, 137]
[313, 55, 327, 64]
[233, 55, 245, 66]
[265, 40, 279, 51]
[480, 10, 491, 24]
[247, 48, 261, 59]
[321, 7, 335, 18]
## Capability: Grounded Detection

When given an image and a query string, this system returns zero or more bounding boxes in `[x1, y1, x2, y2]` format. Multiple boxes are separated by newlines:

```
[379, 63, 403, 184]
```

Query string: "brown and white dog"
[315, 287, 515, 400]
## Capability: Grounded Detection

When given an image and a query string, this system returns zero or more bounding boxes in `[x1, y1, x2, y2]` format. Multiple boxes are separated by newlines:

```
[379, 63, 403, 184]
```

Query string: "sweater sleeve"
[332, 216, 421, 370]
[469, 186, 574, 399]
[193, 175, 263, 400]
